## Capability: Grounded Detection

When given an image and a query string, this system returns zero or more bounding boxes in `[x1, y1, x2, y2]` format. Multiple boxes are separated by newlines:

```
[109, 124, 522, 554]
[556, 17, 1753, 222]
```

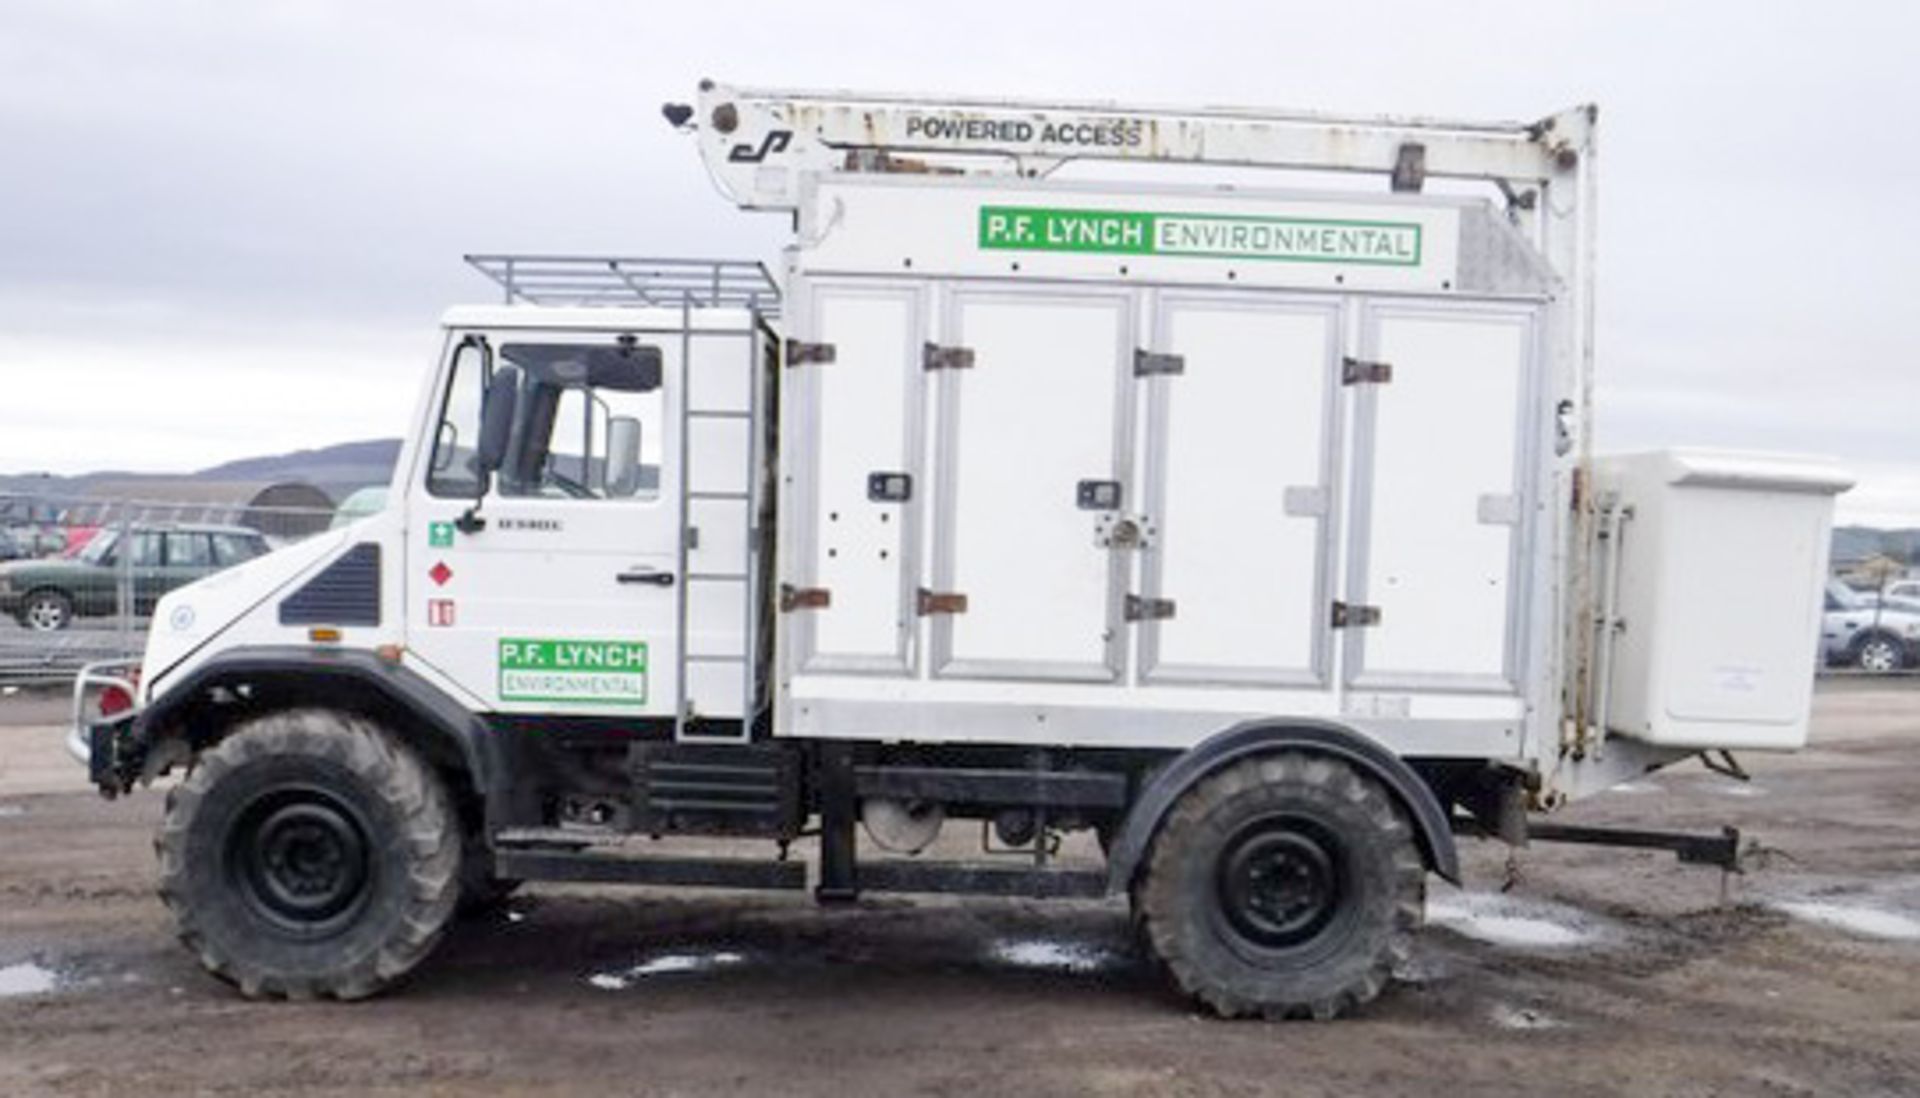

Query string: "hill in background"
[0, 439, 401, 505]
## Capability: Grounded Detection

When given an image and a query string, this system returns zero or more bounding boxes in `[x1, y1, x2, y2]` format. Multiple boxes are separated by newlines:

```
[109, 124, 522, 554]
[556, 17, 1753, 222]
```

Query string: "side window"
[495, 341, 665, 502]
[167, 533, 213, 568]
[129, 532, 163, 567]
[427, 338, 489, 498]
[212, 534, 263, 566]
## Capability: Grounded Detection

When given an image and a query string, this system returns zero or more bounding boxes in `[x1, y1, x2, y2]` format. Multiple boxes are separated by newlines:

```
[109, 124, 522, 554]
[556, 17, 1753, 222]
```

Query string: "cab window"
[427, 338, 489, 498]
[494, 340, 665, 501]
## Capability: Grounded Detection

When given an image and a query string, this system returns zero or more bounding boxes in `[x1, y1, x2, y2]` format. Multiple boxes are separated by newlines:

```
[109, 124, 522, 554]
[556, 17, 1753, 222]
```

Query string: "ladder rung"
[688, 491, 750, 501]
[687, 409, 753, 420]
[686, 653, 749, 663]
[687, 572, 749, 582]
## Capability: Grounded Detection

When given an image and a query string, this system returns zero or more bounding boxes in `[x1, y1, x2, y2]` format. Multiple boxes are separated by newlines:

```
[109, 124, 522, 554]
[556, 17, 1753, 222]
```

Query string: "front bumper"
[68, 659, 144, 795]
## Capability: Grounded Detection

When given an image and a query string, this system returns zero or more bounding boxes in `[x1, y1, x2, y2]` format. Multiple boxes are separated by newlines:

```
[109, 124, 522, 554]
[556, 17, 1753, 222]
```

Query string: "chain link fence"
[0, 492, 349, 686]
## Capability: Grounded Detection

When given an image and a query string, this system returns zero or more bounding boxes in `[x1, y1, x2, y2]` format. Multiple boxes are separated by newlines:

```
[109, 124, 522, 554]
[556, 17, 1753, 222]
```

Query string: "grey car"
[1823, 581, 1920, 671]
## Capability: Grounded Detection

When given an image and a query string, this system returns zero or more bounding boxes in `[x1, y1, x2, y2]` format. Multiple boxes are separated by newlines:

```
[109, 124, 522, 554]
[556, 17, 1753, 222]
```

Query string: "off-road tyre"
[20, 589, 73, 632]
[155, 708, 461, 1000]
[1135, 751, 1424, 1020]
[457, 827, 522, 917]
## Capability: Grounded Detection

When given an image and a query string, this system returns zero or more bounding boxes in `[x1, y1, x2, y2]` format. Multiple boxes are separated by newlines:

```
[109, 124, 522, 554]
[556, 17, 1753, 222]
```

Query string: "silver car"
[1823, 581, 1920, 671]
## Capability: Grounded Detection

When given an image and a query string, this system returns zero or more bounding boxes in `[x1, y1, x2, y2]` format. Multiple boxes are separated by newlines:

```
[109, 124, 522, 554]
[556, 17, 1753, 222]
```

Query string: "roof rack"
[464, 255, 780, 315]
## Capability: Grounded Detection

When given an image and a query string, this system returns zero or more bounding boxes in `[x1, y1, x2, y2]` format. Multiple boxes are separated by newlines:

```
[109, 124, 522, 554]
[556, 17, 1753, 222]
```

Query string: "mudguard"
[1104, 719, 1461, 893]
[122, 646, 498, 802]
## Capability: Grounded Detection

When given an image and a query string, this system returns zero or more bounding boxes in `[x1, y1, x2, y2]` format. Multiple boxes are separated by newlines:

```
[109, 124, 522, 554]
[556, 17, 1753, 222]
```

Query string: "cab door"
[403, 330, 681, 719]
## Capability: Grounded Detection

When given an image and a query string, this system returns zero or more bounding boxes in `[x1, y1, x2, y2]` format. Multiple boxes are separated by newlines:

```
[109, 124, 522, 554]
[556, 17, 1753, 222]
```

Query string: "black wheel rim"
[226, 785, 374, 937]
[1215, 815, 1348, 950]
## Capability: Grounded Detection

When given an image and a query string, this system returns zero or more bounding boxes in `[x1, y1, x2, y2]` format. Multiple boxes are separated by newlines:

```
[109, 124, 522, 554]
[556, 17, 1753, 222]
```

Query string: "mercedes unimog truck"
[70, 81, 1850, 1019]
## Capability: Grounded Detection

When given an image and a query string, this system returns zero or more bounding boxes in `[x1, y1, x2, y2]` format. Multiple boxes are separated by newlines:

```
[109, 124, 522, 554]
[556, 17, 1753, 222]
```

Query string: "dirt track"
[2, 682, 1919, 1096]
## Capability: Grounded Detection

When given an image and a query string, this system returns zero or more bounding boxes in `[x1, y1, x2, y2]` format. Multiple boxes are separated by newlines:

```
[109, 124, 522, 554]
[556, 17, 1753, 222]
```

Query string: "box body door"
[1344, 302, 1539, 692]
[929, 288, 1135, 682]
[782, 281, 926, 676]
[1139, 294, 1342, 687]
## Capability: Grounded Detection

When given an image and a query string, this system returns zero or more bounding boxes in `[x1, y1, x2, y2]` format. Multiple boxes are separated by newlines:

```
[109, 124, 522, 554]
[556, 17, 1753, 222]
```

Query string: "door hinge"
[1331, 601, 1382, 628]
[923, 342, 976, 371]
[1341, 357, 1393, 385]
[917, 588, 969, 615]
[779, 584, 831, 612]
[1133, 349, 1185, 377]
[1124, 595, 1176, 623]
[785, 339, 836, 367]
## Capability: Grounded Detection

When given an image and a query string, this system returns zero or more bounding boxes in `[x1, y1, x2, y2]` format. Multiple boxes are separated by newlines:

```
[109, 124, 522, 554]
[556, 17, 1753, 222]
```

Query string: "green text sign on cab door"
[498, 638, 649, 704]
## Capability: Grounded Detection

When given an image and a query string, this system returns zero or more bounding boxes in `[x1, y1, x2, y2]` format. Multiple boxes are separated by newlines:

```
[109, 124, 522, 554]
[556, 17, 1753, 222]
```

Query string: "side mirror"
[476, 366, 521, 478]
[605, 416, 643, 497]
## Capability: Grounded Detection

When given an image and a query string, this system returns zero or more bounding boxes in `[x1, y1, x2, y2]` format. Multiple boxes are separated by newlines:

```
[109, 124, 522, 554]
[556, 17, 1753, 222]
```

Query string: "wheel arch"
[1105, 719, 1461, 894]
[136, 647, 499, 811]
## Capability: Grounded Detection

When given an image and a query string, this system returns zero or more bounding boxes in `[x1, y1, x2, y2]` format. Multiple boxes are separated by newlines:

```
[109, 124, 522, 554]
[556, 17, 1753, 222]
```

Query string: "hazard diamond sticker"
[428, 561, 453, 587]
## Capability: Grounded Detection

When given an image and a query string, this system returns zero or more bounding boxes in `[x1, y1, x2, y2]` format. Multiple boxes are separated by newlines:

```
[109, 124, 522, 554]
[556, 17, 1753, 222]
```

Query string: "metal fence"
[0, 493, 344, 685]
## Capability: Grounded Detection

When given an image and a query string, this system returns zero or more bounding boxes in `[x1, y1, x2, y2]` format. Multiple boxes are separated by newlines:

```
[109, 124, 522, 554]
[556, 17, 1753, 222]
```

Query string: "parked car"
[328, 486, 389, 530]
[0, 524, 270, 631]
[1881, 579, 1920, 603]
[1822, 580, 1920, 671]
[0, 529, 22, 562]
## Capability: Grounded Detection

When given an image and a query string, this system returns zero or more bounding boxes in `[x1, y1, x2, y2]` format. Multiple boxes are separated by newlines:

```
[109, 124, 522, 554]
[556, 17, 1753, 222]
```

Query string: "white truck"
[72, 82, 1850, 1018]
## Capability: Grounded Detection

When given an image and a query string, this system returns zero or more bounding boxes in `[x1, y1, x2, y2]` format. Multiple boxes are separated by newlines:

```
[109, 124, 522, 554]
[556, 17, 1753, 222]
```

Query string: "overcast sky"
[2, 1, 1915, 524]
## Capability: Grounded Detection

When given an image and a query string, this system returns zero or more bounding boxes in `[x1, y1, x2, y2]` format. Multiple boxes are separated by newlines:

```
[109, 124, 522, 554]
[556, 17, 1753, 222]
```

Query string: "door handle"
[617, 568, 676, 587]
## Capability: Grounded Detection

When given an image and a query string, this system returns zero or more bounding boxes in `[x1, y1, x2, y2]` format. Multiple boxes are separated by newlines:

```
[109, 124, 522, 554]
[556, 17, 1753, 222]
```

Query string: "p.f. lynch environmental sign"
[499, 637, 649, 704]
[978, 205, 1422, 267]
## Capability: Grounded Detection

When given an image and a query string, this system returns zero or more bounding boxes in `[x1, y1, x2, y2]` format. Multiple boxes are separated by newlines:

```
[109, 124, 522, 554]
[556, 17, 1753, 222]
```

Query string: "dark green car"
[0, 524, 271, 632]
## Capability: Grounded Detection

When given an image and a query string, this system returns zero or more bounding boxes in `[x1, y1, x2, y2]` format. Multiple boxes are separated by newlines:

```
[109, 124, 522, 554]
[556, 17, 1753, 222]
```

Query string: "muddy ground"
[1, 681, 1917, 1096]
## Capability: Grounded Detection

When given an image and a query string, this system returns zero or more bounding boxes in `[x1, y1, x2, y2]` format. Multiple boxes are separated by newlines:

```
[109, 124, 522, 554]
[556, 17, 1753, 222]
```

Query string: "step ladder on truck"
[72, 81, 1851, 1018]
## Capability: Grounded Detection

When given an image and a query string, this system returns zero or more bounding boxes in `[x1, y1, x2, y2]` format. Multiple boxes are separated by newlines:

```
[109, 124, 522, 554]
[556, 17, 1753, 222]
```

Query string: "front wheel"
[156, 709, 462, 999]
[20, 589, 72, 632]
[1855, 634, 1905, 673]
[1134, 752, 1424, 1020]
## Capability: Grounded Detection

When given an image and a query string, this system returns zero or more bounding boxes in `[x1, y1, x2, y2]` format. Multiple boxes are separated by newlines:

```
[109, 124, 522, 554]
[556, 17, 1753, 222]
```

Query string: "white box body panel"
[1596, 451, 1850, 750]
[774, 176, 1561, 759]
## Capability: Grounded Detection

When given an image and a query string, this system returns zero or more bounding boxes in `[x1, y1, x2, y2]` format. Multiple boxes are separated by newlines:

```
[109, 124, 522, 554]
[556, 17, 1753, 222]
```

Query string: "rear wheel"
[155, 709, 461, 999]
[20, 589, 72, 632]
[1135, 751, 1423, 1020]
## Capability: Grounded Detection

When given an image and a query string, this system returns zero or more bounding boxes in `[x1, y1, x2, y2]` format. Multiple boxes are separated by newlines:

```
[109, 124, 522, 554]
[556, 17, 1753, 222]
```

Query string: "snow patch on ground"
[1608, 781, 1661, 795]
[1775, 900, 1920, 941]
[588, 950, 748, 990]
[0, 962, 60, 998]
[1426, 890, 1607, 949]
[0, 805, 24, 819]
[1489, 1002, 1565, 1030]
[986, 939, 1119, 974]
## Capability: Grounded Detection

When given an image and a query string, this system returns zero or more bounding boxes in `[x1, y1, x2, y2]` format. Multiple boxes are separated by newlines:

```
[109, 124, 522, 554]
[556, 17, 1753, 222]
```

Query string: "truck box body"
[774, 176, 1559, 759]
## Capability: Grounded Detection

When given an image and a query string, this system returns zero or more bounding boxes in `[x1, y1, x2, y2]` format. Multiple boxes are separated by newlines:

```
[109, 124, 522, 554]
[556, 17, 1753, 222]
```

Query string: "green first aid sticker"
[499, 638, 649, 705]
[979, 205, 1422, 267]
[429, 522, 454, 548]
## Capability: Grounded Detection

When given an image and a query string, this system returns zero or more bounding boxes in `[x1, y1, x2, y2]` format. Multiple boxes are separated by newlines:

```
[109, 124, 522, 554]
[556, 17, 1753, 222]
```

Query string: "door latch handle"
[617, 568, 676, 587]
